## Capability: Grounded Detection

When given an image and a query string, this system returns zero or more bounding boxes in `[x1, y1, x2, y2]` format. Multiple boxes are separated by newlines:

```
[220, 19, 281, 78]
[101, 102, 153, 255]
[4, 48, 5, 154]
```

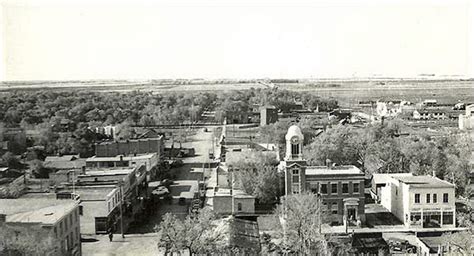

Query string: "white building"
[459, 104, 474, 130]
[380, 175, 455, 228]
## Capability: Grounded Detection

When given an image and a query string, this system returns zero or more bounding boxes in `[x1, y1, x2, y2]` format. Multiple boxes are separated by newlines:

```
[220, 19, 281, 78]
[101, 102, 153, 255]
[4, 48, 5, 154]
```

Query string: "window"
[331, 183, 338, 194]
[414, 193, 420, 204]
[237, 203, 242, 212]
[443, 193, 449, 203]
[310, 183, 319, 194]
[70, 214, 73, 227]
[342, 183, 349, 194]
[291, 144, 299, 156]
[426, 194, 431, 203]
[79, 205, 83, 216]
[353, 183, 359, 194]
[433, 194, 437, 203]
[292, 169, 299, 175]
[321, 184, 328, 194]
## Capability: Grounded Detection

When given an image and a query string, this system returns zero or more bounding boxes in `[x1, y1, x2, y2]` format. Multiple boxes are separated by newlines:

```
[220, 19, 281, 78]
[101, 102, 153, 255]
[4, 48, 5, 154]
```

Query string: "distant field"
[1, 79, 472, 107]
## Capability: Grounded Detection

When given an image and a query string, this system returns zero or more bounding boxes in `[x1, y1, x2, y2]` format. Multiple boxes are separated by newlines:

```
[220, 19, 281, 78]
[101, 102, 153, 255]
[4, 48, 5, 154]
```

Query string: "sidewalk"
[82, 233, 160, 256]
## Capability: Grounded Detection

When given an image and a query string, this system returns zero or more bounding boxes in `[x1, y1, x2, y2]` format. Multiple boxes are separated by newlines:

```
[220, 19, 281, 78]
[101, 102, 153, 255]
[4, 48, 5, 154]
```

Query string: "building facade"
[0, 201, 81, 256]
[279, 125, 365, 225]
[95, 137, 164, 158]
[380, 175, 455, 228]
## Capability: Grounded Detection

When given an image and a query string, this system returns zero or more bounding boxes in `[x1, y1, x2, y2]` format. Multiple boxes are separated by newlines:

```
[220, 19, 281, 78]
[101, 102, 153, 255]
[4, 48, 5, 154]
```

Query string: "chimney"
[120, 155, 123, 162]
[432, 170, 436, 177]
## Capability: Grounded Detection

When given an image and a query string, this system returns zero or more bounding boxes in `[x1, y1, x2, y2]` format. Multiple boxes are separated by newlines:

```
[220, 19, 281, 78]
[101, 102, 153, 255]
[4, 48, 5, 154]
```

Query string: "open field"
[1, 79, 472, 107]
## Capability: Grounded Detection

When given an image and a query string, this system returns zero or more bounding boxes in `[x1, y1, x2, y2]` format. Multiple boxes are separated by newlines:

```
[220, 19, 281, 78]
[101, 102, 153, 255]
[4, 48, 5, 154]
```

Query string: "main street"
[82, 127, 216, 256]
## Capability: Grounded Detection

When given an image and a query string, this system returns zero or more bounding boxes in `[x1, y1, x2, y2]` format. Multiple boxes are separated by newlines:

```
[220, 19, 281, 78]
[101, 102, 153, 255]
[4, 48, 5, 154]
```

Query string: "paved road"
[82, 128, 216, 256]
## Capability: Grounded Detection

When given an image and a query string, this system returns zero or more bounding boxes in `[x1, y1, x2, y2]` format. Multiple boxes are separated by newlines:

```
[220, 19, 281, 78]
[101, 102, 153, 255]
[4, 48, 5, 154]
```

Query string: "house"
[0, 198, 81, 255]
[278, 125, 365, 226]
[260, 105, 278, 126]
[380, 175, 455, 228]
[95, 137, 164, 158]
[370, 173, 413, 202]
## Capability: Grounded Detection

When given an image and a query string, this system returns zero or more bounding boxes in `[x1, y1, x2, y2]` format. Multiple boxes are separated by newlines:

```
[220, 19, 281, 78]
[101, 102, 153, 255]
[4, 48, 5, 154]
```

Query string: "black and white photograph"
[0, 0, 473, 255]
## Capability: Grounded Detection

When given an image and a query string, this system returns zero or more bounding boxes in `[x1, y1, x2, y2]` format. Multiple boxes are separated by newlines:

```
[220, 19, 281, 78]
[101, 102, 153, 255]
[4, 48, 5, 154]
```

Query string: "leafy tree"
[1, 152, 24, 169]
[273, 192, 325, 255]
[155, 208, 224, 255]
[227, 151, 281, 204]
[440, 231, 472, 255]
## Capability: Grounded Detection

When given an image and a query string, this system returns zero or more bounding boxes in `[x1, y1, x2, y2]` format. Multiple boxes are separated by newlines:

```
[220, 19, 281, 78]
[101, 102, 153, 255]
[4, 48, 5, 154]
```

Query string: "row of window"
[414, 193, 449, 204]
[311, 182, 360, 195]
[55, 208, 79, 238]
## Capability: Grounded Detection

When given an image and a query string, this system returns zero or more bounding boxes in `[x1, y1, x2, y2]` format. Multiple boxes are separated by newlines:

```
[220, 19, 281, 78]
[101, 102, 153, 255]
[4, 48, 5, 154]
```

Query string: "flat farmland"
[1, 79, 472, 107]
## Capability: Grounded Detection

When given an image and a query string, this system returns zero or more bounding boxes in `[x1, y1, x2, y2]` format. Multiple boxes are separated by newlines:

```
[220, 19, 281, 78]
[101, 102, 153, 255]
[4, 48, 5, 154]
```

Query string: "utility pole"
[318, 185, 322, 234]
[118, 181, 125, 239]
[229, 165, 234, 215]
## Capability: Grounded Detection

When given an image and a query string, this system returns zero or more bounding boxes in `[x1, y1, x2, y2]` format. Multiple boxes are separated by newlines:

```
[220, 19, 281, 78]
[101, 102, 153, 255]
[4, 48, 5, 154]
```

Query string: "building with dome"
[279, 125, 366, 226]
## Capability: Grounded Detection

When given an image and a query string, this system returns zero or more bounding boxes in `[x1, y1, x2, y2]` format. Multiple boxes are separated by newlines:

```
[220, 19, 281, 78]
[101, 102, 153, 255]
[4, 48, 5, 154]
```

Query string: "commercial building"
[95, 137, 164, 158]
[278, 125, 365, 226]
[0, 198, 81, 255]
[370, 173, 413, 202]
[56, 165, 149, 234]
[380, 175, 455, 228]
[44, 155, 86, 171]
[85, 153, 159, 180]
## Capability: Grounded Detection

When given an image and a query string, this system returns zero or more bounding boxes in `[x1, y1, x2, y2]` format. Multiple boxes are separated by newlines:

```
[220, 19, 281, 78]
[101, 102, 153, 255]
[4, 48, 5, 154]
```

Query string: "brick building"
[278, 125, 365, 226]
[95, 137, 164, 157]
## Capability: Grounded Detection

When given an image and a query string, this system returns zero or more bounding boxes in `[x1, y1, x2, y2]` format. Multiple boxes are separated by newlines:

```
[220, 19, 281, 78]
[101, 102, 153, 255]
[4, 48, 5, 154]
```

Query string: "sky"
[0, 0, 473, 80]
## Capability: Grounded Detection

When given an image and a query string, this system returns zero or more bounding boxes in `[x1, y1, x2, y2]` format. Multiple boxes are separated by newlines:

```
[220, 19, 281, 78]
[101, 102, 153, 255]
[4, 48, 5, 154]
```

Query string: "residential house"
[380, 175, 455, 228]
[278, 125, 365, 226]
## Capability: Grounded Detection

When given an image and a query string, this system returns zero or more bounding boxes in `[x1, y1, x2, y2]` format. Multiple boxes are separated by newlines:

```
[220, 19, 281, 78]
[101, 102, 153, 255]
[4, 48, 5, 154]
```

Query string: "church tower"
[282, 125, 307, 195]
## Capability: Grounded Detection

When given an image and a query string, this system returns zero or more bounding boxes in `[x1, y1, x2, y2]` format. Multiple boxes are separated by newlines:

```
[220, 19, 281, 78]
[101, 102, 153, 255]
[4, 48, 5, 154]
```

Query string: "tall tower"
[285, 125, 304, 161]
[282, 125, 306, 195]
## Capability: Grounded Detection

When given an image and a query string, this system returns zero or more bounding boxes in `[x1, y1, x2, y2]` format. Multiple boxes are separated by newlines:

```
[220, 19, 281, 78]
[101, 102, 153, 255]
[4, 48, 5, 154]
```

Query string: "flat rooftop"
[81, 168, 135, 176]
[305, 165, 363, 176]
[0, 197, 75, 216]
[395, 175, 454, 188]
[372, 173, 413, 185]
[6, 202, 77, 225]
[86, 153, 156, 162]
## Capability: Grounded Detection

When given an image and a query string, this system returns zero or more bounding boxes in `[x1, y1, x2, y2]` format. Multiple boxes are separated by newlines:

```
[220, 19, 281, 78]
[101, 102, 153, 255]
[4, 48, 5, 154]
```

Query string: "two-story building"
[380, 175, 455, 228]
[278, 125, 365, 226]
[0, 199, 81, 255]
[85, 153, 159, 180]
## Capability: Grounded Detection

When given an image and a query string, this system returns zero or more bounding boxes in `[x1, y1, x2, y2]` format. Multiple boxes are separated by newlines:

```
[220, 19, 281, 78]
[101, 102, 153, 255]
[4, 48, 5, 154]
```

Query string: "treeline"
[305, 120, 472, 197]
[0, 89, 338, 158]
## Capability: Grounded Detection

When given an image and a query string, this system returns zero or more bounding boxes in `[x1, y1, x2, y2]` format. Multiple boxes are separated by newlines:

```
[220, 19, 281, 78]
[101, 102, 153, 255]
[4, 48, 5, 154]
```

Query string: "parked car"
[389, 239, 416, 253]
